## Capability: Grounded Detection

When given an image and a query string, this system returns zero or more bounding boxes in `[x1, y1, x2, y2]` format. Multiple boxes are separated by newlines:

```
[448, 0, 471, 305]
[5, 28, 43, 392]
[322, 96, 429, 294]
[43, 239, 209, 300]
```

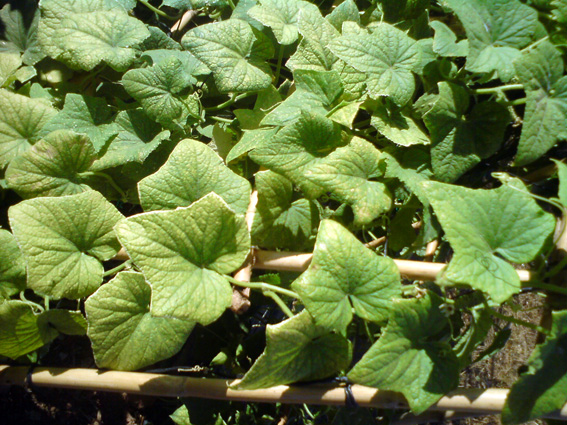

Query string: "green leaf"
[430, 20, 468, 57]
[0, 229, 26, 300]
[234, 310, 352, 389]
[226, 127, 278, 163]
[552, 0, 567, 22]
[444, 0, 538, 81]
[248, 112, 344, 198]
[86, 271, 195, 370]
[371, 99, 430, 146]
[502, 311, 567, 424]
[329, 23, 420, 105]
[115, 193, 250, 324]
[122, 57, 201, 131]
[182, 19, 273, 93]
[286, 7, 339, 71]
[0, 89, 57, 168]
[348, 292, 459, 414]
[92, 109, 171, 170]
[252, 170, 319, 250]
[303, 136, 392, 225]
[513, 42, 567, 166]
[138, 139, 251, 214]
[0, 301, 59, 359]
[326, 0, 359, 31]
[247, 0, 318, 45]
[292, 220, 400, 330]
[423, 82, 510, 182]
[0, 52, 22, 87]
[51, 9, 150, 71]
[422, 180, 555, 302]
[378, 0, 430, 22]
[141, 49, 209, 77]
[383, 146, 433, 206]
[9, 190, 124, 299]
[0, 5, 45, 65]
[6, 130, 97, 198]
[262, 69, 343, 126]
[38, 309, 87, 335]
[40, 93, 119, 154]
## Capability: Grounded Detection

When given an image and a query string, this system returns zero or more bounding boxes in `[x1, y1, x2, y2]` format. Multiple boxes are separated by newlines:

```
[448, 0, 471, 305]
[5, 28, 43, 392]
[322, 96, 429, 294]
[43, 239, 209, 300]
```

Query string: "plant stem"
[103, 260, 132, 278]
[227, 0, 236, 10]
[225, 275, 299, 299]
[79, 171, 128, 200]
[472, 84, 524, 95]
[210, 116, 233, 124]
[527, 280, 567, 296]
[263, 290, 294, 318]
[521, 36, 549, 52]
[363, 320, 375, 344]
[19, 291, 44, 314]
[205, 92, 254, 112]
[486, 306, 550, 335]
[274, 45, 284, 84]
[503, 98, 527, 106]
[137, 0, 179, 19]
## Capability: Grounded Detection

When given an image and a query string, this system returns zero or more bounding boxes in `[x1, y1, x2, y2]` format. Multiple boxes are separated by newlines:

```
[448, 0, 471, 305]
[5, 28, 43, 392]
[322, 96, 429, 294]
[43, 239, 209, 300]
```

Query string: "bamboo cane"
[1, 366, 565, 420]
[112, 249, 533, 282]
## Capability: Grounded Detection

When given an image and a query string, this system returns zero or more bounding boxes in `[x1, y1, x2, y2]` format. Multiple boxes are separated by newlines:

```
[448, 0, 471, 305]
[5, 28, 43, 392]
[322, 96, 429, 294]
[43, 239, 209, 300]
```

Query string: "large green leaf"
[422, 82, 510, 182]
[348, 292, 459, 414]
[6, 130, 97, 198]
[513, 42, 567, 166]
[292, 220, 400, 330]
[422, 180, 555, 302]
[138, 139, 251, 214]
[326, 0, 359, 31]
[0, 301, 59, 359]
[444, 0, 538, 81]
[371, 99, 430, 146]
[252, 170, 318, 250]
[0, 89, 56, 168]
[122, 57, 201, 130]
[40, 94, 119, 153]
[234, 310, 352, 389]
[0, 5, 45, 65]
[329, 23, 420, 105]
[51, 9, 150, 71]
[114, 193, 250, 324]
[249, 114, 391, 224]
[430, 21, 468, 58]
[262, 69, 343, 126]
[303, 136, 392, 225]
[9, 191, 124, 299]
[92, 108, 171, 170]
[247, 0, 318, 45]
[86, 271, 195, 370]
[182, 19, 273, 93]
[502, 311, 567, 424]
[0, 229, 26, 300]
[38, 0, 114, 59]
[38, 309, 87, 336]
[0, 52, 22, 87]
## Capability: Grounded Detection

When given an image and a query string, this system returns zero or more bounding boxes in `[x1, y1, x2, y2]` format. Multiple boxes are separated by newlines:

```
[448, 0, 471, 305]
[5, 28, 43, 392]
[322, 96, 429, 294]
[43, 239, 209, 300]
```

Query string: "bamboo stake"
[112, 249, 534, 282]
[1, 366, 565, 420]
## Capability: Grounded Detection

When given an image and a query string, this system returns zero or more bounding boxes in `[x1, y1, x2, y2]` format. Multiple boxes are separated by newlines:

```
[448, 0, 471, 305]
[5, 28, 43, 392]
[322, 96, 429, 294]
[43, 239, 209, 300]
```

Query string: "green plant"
[0, 0, 566, 423]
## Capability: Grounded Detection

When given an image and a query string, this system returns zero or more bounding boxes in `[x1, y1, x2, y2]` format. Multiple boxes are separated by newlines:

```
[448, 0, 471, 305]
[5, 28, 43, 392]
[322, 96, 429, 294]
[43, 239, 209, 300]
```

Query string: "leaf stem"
[19, 291, 44, 314]
[136, 0, 179, 19]
[472, 84, 524, 95]
[263, 290, 294, 318]
[225, 275, 299, 299]
[521, 36, 549, 52]
[274, 45, 284, 84]
[526, 280, 567, 296]
[211, 116, 234, 124]
[485, 305, 550, 335]
[80, 171, 128, 200]
[103, 260, 132, 278]
[503, 98, 527, 106]
[227, 0, 236, 10]
[205, 92, 254, 112]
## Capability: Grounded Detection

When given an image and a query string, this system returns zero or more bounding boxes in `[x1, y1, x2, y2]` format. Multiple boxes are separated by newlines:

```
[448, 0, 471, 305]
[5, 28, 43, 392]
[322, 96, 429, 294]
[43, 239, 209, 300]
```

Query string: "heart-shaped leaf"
[292, 220, 401, 330]
[115, 193, 250, 324]
[86, 271, 195, 370]
[0, 229, 26, 300]
[9, 190, 124, 299]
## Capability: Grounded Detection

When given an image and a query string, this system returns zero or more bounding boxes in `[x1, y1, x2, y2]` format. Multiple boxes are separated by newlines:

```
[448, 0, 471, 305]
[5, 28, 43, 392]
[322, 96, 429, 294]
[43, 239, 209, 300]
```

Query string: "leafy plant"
[0, 0, 566, 423]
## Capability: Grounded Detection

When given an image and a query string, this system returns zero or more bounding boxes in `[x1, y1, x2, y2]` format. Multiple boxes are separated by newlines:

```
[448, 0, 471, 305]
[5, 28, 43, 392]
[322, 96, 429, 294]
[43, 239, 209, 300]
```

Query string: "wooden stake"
[1, 366, 565, 420]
